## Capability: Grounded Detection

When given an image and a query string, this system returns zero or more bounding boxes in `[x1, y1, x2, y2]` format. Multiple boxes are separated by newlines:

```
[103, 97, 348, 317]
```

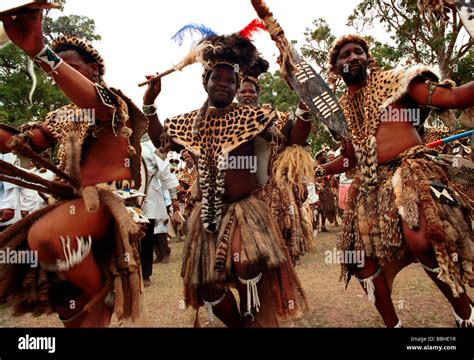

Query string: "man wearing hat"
[319, 34, 474, 327]
[0, 9, 147, 327]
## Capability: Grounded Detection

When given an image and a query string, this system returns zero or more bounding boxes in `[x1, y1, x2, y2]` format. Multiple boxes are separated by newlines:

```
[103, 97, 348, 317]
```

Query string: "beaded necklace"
[340, 72, 381, 189]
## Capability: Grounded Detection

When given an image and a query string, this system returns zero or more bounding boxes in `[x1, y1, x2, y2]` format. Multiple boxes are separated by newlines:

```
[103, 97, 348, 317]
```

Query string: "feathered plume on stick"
[138, 24, 217, 87]
[138, 42, 214, 87]
[250, 0, 297, 82]
[171, 23, 217, 45]
[138, 19, 269, 87]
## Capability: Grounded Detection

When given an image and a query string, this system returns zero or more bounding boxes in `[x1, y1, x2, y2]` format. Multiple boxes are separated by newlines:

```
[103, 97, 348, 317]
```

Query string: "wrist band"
[295, 107, 311, 122]
[33, 46, 63, 74]
[142, 104, 157, 116]
[315, 165, 326, 177]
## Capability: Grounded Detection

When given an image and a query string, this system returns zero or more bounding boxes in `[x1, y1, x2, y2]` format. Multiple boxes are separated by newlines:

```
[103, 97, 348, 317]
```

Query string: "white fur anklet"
[356, 267, 382, 304]
[203, 292, 227, 323]
[238, 272, 262, 321]
[452, 304, 474, 328]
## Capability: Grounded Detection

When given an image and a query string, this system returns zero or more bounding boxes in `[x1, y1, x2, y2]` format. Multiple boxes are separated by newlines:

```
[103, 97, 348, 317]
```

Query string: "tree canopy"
[0, 0, 101, 127]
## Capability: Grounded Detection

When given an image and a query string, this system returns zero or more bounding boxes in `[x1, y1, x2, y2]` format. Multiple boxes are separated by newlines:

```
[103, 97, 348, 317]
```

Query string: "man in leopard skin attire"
[0, 10, 147, 327]
[319, 34, 474, 327]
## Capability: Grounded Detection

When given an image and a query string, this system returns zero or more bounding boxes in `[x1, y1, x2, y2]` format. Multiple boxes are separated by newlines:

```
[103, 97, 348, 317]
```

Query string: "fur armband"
[142, 104, 157, 116]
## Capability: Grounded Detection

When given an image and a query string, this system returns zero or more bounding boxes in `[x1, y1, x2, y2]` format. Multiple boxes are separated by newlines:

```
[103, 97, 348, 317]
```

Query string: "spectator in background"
[140, 136, 179, 286]
[19, 161, 54, 218]
[0, 153, 20, 231]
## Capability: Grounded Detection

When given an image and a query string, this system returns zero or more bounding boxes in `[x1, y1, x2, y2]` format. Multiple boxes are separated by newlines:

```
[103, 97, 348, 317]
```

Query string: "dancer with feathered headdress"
[142, 24, 311, 326]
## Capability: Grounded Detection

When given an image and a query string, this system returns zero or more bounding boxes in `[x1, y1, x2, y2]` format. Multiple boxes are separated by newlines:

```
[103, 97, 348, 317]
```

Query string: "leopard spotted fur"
[26, 85, 147, 188]
[339, 65, 440, 189]
[163, 103, 277, 232]
[52, 35, 106, 76]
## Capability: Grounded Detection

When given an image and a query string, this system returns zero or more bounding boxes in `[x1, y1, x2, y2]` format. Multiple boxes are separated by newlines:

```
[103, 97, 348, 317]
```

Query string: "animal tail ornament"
[27, 59, 37, 106]
[1, 23, 37, 106]
[250, 0, 297, 83]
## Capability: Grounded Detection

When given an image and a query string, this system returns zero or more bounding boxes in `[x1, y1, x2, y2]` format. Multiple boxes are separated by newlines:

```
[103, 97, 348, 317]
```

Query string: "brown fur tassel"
[82, 186, 100, 212]
[97, 188, 144, 321]
[64, 132, 82, 189]
[129, 272, 141, 320]
[214, 209, 235, 271]
[250, 0, 297, 81]
[112, 260, 125, 319]
[0, 162, 75, 198]
[340, 150, 474, 295]
[97, 189, 144, 243]
[0, 202, 64, 314]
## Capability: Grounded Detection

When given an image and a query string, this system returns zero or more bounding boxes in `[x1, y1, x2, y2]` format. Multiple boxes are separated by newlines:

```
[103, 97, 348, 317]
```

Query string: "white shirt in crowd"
[0, 153, 21, 226]
[19, 167, 54, 213]
[339, 172, 353, 185]
[307, 182, 319, 204]
[141, 139, 179, 235]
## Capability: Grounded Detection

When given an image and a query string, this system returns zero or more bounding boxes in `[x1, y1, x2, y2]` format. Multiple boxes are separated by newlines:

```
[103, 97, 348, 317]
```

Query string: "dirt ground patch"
[0, 223, 472, 328]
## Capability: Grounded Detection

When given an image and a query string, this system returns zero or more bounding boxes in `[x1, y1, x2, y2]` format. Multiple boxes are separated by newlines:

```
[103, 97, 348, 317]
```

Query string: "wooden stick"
[7, 136, 72, 182]
[138, 68, 176, 87]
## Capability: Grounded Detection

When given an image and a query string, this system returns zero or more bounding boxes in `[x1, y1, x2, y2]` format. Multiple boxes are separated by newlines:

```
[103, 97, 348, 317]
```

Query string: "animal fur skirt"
[182, 192, 307, 317]
[338, 146, 474, 297]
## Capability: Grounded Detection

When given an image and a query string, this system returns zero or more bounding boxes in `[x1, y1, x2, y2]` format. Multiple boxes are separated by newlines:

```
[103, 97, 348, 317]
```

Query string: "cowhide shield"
[287, 49, 349, 138]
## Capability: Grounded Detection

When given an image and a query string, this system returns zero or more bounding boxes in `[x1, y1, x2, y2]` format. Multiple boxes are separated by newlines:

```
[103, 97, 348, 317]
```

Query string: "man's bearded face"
[335, 42, 368, 86]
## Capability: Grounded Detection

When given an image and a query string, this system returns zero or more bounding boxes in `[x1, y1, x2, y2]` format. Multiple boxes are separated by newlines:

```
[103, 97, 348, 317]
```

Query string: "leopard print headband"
[52, 35, 106, 76]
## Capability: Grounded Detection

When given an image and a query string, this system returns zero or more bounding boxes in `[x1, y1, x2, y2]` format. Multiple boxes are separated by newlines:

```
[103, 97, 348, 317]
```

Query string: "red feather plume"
[239, 19, 267, 39]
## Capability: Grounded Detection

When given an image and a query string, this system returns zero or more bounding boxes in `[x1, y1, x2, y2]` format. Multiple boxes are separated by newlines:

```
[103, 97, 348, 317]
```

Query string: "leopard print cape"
[163, 103, 278, 232]
[339, 65, 442, 190]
